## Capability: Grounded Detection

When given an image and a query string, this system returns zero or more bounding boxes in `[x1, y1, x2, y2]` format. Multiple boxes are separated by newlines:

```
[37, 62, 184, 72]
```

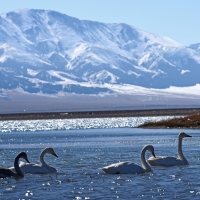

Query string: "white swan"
[0, 152, 30, 178]
[10, 147, 58, 174]
[147, 132, 192, 166]
[101, 145, 155, 174]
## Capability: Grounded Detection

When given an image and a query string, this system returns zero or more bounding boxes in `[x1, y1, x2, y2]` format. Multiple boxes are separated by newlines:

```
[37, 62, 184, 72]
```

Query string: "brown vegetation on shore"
[138, 113, 200, 128]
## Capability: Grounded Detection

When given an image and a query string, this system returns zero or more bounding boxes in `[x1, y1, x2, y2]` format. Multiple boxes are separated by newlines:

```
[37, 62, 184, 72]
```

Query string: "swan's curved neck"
[140, 147, 151, 172]
[39, 150, 54, 171]
[178, 137, 187, 163]
[14, 155, 24, 177]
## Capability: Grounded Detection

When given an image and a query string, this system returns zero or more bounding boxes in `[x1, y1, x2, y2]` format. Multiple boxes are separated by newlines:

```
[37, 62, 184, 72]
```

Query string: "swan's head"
[146, 145, 156, 158]
[18, 152, 30, 163]
[179, 132, 192, 139]
[45, 147, 58, 157]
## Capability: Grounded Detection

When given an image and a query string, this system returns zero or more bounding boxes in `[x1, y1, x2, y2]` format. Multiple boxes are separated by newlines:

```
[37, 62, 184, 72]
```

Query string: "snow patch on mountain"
[181, 70, 190, 75]
[27, 69, 40, 76]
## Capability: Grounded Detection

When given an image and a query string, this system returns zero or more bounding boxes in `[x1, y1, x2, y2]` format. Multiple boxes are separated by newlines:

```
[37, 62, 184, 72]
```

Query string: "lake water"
[0, 116, 200, 199]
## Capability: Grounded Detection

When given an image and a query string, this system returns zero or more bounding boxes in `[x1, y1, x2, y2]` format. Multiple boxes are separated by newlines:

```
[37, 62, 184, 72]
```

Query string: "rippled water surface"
[0, 117, 200, 199]
[0, 116, 176, 132]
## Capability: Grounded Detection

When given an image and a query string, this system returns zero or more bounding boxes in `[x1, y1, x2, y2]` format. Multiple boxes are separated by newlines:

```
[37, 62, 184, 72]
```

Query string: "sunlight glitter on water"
[0, 116, 177, 132]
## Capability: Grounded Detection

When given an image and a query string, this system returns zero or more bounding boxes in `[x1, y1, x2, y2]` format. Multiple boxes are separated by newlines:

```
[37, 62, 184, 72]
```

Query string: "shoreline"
[138, 112, 200, 129]
[0, 108, 200, 121]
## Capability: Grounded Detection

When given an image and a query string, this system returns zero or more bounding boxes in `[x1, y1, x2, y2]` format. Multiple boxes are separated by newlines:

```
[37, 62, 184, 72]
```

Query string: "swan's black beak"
[22, 152, 30, 163]
[52, 151, 58, 158]
[152, 151, 156, 158]
[25, 157, 30, 163]
[185, 134, 192, 137]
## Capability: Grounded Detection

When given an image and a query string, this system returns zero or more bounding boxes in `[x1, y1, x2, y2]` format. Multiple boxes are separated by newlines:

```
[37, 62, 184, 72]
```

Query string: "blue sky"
[0, 0, 199, 46]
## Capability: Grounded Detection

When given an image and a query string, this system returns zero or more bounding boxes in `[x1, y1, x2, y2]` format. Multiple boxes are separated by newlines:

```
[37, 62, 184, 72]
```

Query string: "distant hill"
[0, 8, 200, 95]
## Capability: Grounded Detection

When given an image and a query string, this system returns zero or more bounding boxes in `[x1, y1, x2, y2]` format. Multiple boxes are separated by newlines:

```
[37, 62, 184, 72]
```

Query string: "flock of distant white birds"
[0, 132, 191, 178]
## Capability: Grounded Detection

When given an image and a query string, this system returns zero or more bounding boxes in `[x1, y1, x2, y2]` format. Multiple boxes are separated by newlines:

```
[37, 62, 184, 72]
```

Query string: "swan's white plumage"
[18, 162, 57, 174]
[147, 132, 191, 167]
[148, 156, 186, 166]
[101, 145, 155, 174]
[10, 147, 58, 174]
[102, 161, 146, 174]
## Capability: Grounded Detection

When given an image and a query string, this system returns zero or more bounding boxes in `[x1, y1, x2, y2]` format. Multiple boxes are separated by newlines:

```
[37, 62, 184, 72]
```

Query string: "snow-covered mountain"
[0, 8, 200, 95]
